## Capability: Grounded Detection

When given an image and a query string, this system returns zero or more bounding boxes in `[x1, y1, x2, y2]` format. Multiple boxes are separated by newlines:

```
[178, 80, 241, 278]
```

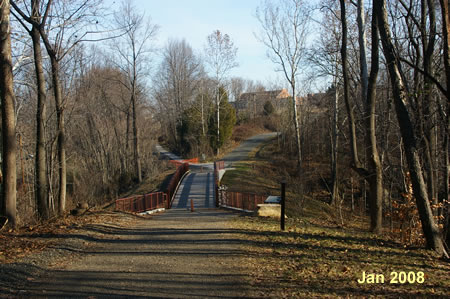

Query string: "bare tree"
[439, 0, 450, 245]
[339, 0, 359, 175]
[153, 38, 203, 150]
[230, 77, 245, 102]
[440, 0, 450, 103]
[0, 0, 17, 227]
[375, 0, 448, 257]
[204, 30, 238, 156]
[395, 0, 439, 211]
[195, 77, 216, 139]
[71, 65, 142, 199]
[112, 0, 158, 183]
[308, 2, 342, 206]
[256, 0, 311, 174]
[363, 0, 383, 234]
[10, 0, 50, 219]
[338, 0, 384, 233]
[12, 0, 103, 215]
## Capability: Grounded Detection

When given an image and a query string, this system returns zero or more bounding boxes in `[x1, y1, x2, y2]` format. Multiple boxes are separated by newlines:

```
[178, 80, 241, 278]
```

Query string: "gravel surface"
[1, 210, 252, 298]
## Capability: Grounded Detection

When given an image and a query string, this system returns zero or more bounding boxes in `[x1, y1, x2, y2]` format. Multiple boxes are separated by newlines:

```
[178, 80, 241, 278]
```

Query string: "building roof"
[238, 89, 291, 102]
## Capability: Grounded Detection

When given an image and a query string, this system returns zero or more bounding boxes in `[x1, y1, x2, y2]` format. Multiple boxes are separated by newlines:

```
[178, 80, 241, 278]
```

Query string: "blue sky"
[106, 0, 284, 86]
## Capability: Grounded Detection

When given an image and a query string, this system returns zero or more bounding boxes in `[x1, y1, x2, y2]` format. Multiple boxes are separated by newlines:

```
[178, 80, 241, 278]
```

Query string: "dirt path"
[11, 209, 250, 298]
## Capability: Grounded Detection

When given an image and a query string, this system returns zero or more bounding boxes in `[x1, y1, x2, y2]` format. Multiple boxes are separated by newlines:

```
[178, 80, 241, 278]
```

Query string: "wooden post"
[191, 199, 194, 212]
[281, 181, 286, 231]
[165, 193, 169, 209]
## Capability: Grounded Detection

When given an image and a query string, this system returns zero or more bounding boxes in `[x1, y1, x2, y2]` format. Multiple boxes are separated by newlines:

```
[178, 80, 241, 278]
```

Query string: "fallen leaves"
[232, 216, 450, 298]
[0, 210, 137, 264]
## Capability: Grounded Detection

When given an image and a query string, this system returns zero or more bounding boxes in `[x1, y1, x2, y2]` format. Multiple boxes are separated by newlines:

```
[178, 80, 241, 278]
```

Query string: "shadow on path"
[175, 173, 195, 209]
[172, 172, 215, 210]
[3, 210, 251, 298]
[205, 172, 211, 208]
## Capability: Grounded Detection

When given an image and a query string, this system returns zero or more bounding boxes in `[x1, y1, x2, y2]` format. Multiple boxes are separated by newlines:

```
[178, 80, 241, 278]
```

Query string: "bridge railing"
[169, 158, 198, 167]
[115, 162, 189, 213]
[218, 190, 266, 212]
[213, 161, 225, 207]
[115, 192, 167, 213]
[166, 162, 189, 208]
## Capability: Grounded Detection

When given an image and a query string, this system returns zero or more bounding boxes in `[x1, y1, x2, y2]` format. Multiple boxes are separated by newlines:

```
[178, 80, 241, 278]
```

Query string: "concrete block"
[257, 203, 281, 218]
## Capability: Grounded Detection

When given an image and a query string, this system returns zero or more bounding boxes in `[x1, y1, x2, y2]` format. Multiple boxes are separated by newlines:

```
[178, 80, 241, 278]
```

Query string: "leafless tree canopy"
[204, 30, 238, 83]
[0, 0, 449, 257]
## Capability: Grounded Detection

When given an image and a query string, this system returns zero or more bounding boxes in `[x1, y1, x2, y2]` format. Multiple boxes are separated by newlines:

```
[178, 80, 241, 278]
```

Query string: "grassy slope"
[222, 139, 450, 298]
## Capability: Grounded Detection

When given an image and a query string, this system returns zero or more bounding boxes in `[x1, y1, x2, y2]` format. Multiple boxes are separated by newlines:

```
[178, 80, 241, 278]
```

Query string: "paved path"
[170, 132, 277, 210]
[172, 172, 215, 210]
[222, 132, 277, 167]
[155, 144, 182, 161]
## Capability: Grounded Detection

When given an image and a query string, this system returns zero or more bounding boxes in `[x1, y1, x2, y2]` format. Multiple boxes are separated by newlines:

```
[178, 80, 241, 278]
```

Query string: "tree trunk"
[365, 0, 383, 233]
[201, 94, 205, 137]
[440, 0, 450, 102]
[421, 0, 438, 209]
[30, 21, 49, 219]
[49, 56, 66, 215]
[216, 87, 220, 156]
[340, 0, 383, 232]
[340, 0, 362, 171]
[126, 104, 131, 170]
[439, 0, 450, 231]
[330, 78, 339, 205]
[357, 0, 368, 101]
[291, 82, 302, 175]
[0, 0, 17, 227]
[131, 88, 142, 183]
[444, 117, 450, 246]
[34, 0, 67, 215]
[375, 0, 447, 257]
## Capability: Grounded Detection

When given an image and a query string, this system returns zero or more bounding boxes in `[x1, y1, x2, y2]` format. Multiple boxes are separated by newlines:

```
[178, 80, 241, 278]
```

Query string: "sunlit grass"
[233, 214, 449, 298]
[223, 138, 450, 298]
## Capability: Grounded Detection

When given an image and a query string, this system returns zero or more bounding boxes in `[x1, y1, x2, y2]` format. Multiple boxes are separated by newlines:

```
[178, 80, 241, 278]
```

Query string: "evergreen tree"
[178, 93, 213, 156]
[263, 100, 275, 116]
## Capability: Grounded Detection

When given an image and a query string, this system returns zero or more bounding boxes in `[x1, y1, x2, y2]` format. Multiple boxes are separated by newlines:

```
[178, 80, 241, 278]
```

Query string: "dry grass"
[232, 122, 269, 143]
[234, 216, 450, 298]
[120, 164, 175, 198]
[222, 138, 450, 298]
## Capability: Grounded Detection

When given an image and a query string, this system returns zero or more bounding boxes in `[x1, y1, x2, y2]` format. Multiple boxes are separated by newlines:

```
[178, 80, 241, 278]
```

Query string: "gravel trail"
[8, 210, 250, 298]
[1, 133, 278, 298]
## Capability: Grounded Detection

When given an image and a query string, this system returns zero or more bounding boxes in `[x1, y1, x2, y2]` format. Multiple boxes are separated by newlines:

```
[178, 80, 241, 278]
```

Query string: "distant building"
[235, 89, 293, 116]
[299, 92, 330, 113]
[232, 88, 331, 118]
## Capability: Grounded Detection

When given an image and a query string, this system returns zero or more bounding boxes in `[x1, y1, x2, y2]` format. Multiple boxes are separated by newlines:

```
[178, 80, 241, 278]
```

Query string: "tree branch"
[399, 57, 449, 100]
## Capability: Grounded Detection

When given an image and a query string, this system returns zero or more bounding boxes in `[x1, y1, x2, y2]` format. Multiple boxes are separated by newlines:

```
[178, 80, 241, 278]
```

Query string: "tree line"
[0, 0, 243, 228]
[255, 0, 449, 257]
